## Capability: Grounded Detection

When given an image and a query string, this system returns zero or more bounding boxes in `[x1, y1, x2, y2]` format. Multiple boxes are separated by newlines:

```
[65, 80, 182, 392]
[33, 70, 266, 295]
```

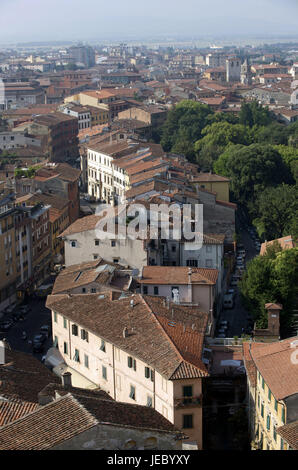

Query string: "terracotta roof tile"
[140, 266, 218, 285]
[0, 399, 39, 426]
[276, 421, 298, 450]
[46, 293, 208, 380]
[250, 337, 298, 400]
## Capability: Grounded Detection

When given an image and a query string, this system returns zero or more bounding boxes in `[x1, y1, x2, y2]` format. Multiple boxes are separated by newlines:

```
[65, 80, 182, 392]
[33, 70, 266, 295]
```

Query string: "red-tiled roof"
[140, 266, 218, 285]
[250, 337, 298, 400]
[46, 293, 208, 380]
[276, 421, 298, 450]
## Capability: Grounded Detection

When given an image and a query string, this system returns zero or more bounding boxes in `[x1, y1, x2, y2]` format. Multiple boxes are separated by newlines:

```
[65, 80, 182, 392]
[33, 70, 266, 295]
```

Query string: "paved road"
[218, 226, 259, 338]
[0, 297, 53, 362]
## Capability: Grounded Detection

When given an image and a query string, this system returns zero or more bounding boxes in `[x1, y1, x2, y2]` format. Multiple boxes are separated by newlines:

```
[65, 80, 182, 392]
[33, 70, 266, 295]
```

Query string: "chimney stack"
[123, 327, 129, 338]
[188, 267, 192, 284]
[265, 303, 282, 336]
[0, 340, 5, 365]
[62, 372, 72, 388]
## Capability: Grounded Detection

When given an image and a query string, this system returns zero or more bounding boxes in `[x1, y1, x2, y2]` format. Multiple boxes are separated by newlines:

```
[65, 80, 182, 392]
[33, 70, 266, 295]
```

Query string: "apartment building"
[0, 192, 17, 312]
[14, 112, 79, 162]
[243, 333, 298, 450]
[15, 199, 52, 290]
[46, 292, 209, 448]
[59, 103, 91, 130]
[60, 214, 150, 271]
[139, 266, 218, 318]
[87, 140, 137, 204]
[19, 192, 70, 266]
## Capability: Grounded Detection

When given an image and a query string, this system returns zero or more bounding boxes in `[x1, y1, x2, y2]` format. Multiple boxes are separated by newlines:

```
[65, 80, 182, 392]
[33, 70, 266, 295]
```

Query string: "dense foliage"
[160, 100, 298, 241]
[240, 247, 298, 335]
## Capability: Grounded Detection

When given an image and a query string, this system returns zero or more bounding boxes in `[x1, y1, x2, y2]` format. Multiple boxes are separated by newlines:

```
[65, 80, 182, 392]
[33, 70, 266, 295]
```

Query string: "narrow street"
[0, 297, 53, 362]
[218, 225, 259, 338]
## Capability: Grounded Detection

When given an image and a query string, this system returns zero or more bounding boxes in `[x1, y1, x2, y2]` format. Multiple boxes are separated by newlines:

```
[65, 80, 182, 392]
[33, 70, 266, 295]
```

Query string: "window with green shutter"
[280, 438, 284, 450]
[268, 389, 271, 401]
[273, 426, 277, 441]
[102, 366, 107, 380]
[282, 407, 285, 423]
[73, 349, 80, 362]
[53, 336, 58, 348]
[84, 354, 89, 368]
[63, 342, 68, 355]
[261, 403, 264, 418]
[262, 377, 264, 389]
[129, 385, 136, 400]
[274, 399, 278, 412]
[266, 414, 270, 431]
[63, 317, 67, 328]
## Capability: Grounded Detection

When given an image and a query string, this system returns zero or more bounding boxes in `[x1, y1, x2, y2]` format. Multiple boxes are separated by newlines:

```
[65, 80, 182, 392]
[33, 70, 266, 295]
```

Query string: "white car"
[218, 333, 226, 338]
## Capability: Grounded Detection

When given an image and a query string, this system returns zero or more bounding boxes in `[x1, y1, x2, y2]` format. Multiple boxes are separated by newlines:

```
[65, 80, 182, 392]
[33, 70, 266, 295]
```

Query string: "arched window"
[144, 437, 158, 450]
[124, 439, 136, 450]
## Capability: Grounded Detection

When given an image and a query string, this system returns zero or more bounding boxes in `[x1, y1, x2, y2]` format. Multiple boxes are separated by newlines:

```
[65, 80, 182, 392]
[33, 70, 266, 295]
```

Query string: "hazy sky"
[0, 0, 298, 43]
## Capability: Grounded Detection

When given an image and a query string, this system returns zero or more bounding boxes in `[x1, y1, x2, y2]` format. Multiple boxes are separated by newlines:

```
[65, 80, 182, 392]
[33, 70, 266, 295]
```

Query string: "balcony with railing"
[174, 395, 202, 409]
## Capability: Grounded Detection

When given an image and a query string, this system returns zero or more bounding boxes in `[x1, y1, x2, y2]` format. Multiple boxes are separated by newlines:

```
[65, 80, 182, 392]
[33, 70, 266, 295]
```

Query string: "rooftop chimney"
[266, 303, 282, 336]
[0, 340, 5, 365]
[62, 372, 72, 388]
[123, 327, 129, 338]
[188, 267, 192, 284]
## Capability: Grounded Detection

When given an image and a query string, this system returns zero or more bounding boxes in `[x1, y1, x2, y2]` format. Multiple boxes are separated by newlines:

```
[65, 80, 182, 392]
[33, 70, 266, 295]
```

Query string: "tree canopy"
[240, 247, 298, 335]
[213, 143, 292, 214]
[160, 100, 213, 160]
[253, 184, 298, 240]
[194, 121, 251, 170]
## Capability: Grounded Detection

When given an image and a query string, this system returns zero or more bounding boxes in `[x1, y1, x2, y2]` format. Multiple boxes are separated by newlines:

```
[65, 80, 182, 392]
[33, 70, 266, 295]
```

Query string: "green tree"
[255, 123, 290, 145]
[239, 101, 273, 128]
[160, 100, 213, 160]
[253, 184, 298, 240]
[213, 144, 292, 214]
[194, 121, 251, 170]
[240, 247, 298, 334]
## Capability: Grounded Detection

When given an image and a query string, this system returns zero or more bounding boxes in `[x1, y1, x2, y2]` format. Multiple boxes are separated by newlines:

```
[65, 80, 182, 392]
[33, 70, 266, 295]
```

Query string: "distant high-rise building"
[68, 45, 95, 68]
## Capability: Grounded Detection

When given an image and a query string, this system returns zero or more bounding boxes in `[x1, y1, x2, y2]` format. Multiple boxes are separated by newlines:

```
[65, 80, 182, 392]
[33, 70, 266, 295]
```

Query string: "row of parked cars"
[0, 304, 32, 332]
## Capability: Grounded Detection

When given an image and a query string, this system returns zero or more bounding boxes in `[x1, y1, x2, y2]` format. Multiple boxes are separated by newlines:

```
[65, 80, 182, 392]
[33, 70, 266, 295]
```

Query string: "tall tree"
[240, 247, 298, 335]
[253, 184, 298, 240]
[160, 100, 213, 160]
[194, 121, 251, 170]
[213, 144, 292, 214]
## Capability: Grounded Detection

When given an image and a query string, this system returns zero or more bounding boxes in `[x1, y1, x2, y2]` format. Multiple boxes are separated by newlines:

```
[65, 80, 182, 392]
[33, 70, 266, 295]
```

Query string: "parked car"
[35, 284, 53, 298]
[40, 325, 51, 338]
[238, 250, 246, 257]
[33, 334, 46, 345]
[19, 305, 31, 315]
[0, 320, 13, 331]
[220, 320, 229, 328]
[218, 333, 226, 338]
[13, 311, 25, 322]
[223, 294, 234, 309]
[230, 279, 238, 287]
[227, 289, 235, 296]
[218, 327, 228, 334]
[4, 304, 16, 315]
